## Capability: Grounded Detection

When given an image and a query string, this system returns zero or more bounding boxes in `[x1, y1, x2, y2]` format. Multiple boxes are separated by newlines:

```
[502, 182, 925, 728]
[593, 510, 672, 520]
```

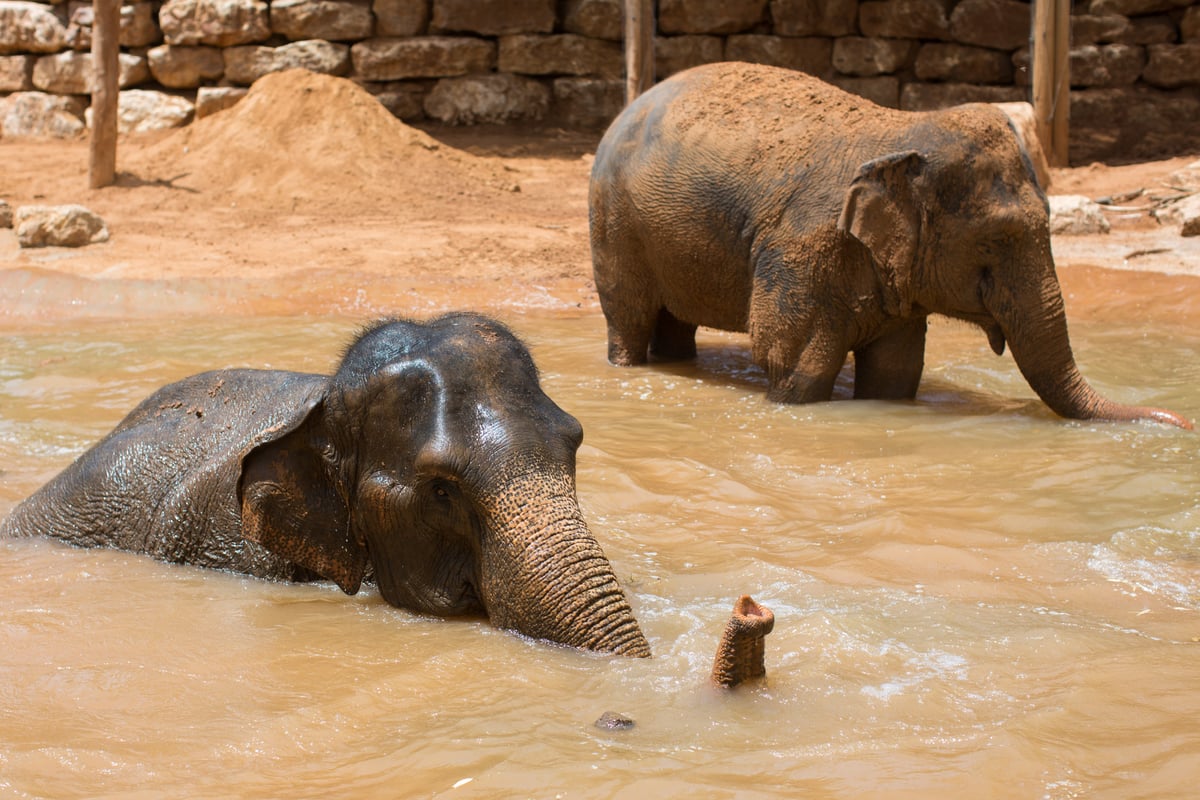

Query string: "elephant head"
[237, 313, 651, 657]
[838, 105, 1192, 429]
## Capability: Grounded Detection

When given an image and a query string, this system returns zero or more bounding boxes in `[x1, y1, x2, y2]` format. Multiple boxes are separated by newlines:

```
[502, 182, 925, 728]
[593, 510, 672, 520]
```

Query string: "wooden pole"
[1031, 0, 1070, 167]
[624, 0, 654, 105]
[89, 0, 120, 188]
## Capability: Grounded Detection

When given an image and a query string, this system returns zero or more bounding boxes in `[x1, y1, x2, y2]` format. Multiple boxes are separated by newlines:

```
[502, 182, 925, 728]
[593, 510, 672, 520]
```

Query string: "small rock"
[195, 85, 247, 118]
[593, 711, 635, 731]
[1152, 192, 1200, 236]
[15, 204, 110, 248]
[1165, 160, 1200, 192]
[1048, 194, 1111, 235]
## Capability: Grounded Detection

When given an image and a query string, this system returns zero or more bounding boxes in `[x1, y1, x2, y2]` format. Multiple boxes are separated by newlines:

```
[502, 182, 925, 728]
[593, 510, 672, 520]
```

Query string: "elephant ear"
[837, 151, 924, 317]
[237, 400, 368, 595]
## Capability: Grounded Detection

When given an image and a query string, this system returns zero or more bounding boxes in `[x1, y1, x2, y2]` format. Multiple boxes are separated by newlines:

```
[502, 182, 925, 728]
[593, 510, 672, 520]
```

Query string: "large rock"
[270, 0, 374, 42]
[423, 72, 549, 124]
[32, 51, 148, 94]
[656, 35, 723, 78]
[160, 0, 270, 47]
[224, 39, 350, 84]
[1153, 192, 1200, 236]
[1070, 44, 1146, 87]
[1184, 7, 1200, 42]
[948, 0, 1029, 50]
[552, 76, 621, 127]
[724, 35, 833, 77]
[66, 2, 161, 50]
[1070, 85, 1200, 163]
[498, 34, 622, 78]
[1072, 14, 1135, 45]
[147, 44, 224, 88]
[562, 0, 622, 41]
[195, 85, 247, 117]
[658, 0, 767, 34]
[430, 0, 554, 36]
[84, 89, 194, 133]
[0, 54, 35, 91]
[373, 0, 428, 36]
[900, 81, 1023, 110]
[0, 1, 69, 54]
[1049, 195, 1111, 235]
[859, 0, 954, 41]
[1128, 15, 1180, 44]
[351, 36, 495, 80]
[1142, 43, 1200, 88]
[361, 80, 427, 119]
[769, 0, 857, 36]
[832, 75, 900, 107]
[0, 91, 86, 137]
[914, 43, 1014, 84]
[15, 205, 109, 248]
[832, 36, 917, 77]
[1087, 0, 1192, 14]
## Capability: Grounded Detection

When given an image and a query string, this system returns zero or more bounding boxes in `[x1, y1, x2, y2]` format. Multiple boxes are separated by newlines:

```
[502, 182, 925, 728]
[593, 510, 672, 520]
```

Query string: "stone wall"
[2, 0, 1199, 163]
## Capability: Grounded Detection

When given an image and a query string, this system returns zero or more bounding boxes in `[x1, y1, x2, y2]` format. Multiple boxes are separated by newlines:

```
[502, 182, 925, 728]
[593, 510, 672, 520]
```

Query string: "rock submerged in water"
[14, 204, 109, 248]
[593, 711, 635, 731]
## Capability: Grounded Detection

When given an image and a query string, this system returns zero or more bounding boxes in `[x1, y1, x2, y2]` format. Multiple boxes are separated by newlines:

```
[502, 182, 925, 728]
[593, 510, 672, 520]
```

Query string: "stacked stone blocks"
[1, 0, 1199, 162]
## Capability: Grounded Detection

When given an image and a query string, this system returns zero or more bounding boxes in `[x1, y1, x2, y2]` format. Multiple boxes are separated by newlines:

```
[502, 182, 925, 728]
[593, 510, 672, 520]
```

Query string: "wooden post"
[624, 0, 654, 105]
[1031, 0, 1070, 167]
[89, 0, 120, 188]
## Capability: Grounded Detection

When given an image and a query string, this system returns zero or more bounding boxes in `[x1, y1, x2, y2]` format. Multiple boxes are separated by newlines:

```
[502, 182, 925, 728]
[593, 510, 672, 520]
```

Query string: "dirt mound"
[125, 69, 510, 212]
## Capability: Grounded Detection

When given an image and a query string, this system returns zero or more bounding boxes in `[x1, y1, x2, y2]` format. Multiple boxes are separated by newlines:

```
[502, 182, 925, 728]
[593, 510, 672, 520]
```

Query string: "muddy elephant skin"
[589, 62, 1190, 429]
[1, 313, 651, 657]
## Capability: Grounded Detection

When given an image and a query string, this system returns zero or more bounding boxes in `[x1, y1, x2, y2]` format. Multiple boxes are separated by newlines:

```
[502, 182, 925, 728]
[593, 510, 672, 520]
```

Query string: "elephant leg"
[852, 317, 928, 400]
[755, 320, 847, 404]
[595, 245, 659, 366]
[604, 312, 654, 366]
[649, 308, 698, 361]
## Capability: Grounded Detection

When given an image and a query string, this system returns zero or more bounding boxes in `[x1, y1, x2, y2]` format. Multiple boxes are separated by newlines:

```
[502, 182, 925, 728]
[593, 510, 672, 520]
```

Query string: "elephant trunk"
[478, 470, 651, 658]
[711, 595, 774, 688]
[986, 264, 1193, 429]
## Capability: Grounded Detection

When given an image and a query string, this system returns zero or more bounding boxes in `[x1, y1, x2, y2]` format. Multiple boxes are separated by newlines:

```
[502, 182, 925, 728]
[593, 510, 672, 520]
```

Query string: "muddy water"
[1, 270, 1198, 798]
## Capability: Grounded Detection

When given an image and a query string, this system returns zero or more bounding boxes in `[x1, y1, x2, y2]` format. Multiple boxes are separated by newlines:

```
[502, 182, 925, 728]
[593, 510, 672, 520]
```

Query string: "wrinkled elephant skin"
[589, 63, 1191, 429]
[1, 313, 651, 657]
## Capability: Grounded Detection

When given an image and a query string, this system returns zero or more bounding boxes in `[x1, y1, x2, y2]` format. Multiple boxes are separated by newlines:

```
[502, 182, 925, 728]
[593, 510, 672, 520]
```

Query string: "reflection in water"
[0, 273, 1198, 798]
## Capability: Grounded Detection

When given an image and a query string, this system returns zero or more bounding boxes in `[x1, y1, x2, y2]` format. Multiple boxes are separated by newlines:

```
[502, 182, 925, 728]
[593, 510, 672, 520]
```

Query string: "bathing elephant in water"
[0, 313, 651, 657]
[589, 62, 1191, 429]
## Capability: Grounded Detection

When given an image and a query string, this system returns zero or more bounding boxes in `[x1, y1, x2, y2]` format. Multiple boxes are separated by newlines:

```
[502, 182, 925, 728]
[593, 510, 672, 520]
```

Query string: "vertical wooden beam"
[1031, 0, 1070, 167]
[624, 0, 654, 105]
[89, 0, 120, 188]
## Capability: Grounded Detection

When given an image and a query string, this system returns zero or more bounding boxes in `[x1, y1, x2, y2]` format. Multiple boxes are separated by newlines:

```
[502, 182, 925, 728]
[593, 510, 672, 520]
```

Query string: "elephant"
[0, 313, 652, 658]
[588, 62, 1192, 429]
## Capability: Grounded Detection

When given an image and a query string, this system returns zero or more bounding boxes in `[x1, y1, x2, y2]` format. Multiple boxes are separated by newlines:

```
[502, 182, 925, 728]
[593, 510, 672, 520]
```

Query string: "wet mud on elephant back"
[588, 62, 1191, 429]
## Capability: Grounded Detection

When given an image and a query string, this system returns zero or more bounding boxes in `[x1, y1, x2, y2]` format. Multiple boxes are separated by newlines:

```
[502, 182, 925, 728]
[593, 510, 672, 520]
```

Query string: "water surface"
[1, 270, 1197, 798]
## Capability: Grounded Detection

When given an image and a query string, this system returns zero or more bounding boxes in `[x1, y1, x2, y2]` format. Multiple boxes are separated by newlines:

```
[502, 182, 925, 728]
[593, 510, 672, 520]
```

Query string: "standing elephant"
[1, 313, 651, 657]
[589, 62, 1191, 429]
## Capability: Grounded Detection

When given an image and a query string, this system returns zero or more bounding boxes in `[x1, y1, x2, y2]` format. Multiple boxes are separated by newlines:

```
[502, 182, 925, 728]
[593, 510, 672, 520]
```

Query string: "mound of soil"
[124, 69, 512, 212]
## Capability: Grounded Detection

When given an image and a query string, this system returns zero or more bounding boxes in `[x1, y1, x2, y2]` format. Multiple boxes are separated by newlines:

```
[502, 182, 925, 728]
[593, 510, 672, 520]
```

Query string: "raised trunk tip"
[711, 595, 775, 688]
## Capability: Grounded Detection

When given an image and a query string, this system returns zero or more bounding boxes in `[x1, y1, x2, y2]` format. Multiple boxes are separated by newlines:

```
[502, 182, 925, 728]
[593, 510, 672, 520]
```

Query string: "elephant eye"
[429, 479, 456, 500]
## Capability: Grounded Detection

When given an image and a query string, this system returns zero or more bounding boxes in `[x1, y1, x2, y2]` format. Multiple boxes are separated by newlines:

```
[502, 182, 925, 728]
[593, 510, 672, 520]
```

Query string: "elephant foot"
[711, 595, 775, 688]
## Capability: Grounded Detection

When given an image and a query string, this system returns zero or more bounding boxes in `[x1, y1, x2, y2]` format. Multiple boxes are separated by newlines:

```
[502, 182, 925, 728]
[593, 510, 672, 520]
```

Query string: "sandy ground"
[1, 70, 1198, 323]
